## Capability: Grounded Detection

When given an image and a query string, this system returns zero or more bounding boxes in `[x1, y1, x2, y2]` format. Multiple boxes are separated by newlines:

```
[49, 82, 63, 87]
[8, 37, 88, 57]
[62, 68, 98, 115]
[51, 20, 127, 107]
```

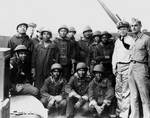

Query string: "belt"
[130, 60, 147, 64]
[117, 62, 130, 64]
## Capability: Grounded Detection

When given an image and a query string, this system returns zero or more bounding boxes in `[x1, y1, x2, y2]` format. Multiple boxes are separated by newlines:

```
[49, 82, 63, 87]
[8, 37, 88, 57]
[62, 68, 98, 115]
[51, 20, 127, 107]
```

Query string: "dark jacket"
[88, 77, 114, 104]
[32, 41, 58, 89]
[54, 36, 75, 66]
[78, 37, 93, 66]
[96, 41, 114, 71]
[66, 73, 91, 96]
[40, 76, 67, 99]
[10, 57, 32, 89]
[89, 42, 101, 63]
[8, 34, 34, 53]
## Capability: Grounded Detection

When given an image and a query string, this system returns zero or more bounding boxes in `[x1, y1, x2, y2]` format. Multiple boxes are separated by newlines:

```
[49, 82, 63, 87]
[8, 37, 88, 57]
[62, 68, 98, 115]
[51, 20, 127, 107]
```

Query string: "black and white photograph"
[0, 0, 150, 118]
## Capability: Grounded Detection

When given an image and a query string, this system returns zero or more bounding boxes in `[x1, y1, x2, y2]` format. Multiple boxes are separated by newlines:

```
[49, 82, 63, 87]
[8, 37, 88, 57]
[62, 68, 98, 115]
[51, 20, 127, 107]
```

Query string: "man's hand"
[47, 98, 55, 108]
[103, 99, 111, 106]
[16, 84, 23, 92]
[95, 105, 104, 115]
[54, 95, 62, 102]
[74, 101, 81, 109]
[89, 100, 97, 107]
[82, 95, 88, 101]
[31, 68, 36, 78]
[69, 91, 81, 99]
[113, 68, 117, 76]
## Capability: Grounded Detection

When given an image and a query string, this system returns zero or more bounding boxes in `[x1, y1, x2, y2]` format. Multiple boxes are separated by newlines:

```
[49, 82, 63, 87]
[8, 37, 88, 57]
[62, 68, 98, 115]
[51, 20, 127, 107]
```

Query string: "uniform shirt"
[66, 73, 91, 96]
[88, 78, 114, 105]
[130, 32, 150, 66]
[40, 76, 67, 99]
[112, 35, 134, 70]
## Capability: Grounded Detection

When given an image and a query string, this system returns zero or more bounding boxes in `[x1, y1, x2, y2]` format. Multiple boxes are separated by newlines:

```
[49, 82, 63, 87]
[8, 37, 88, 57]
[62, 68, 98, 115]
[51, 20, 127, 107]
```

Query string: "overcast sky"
[0, 0, 150, 36]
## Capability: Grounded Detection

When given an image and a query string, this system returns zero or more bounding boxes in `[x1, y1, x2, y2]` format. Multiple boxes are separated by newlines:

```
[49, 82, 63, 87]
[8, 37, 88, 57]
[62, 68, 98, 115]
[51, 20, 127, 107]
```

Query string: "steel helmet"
[93, 64, 105, 73]
[36, 27, 44, 33]
[101, 31, 112, 38]
[93, 31, 101, 37]
[131, 17, 142, 26]
[41, 27, 52, 37]
[28, 22, 37, 28]
[117, 21, 130, 29]
[69, 27, 76, 34]
[83, 26, 92, 34]
[76, 62, 87, 71]
[16, 23, 28, 30]
[58, 25, 69, 33]
[14, 45, 27, 52]
[51, 63, 62, 71]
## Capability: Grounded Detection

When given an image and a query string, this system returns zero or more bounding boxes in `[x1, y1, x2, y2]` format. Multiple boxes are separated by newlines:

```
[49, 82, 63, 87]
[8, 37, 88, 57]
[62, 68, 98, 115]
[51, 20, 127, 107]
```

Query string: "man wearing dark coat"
[54, 25, 75, 81]
[40, 63, 67, 114]
[78, 26, 93, 66]
[10, 45, 39, 97]
[32, 28, 58, 89]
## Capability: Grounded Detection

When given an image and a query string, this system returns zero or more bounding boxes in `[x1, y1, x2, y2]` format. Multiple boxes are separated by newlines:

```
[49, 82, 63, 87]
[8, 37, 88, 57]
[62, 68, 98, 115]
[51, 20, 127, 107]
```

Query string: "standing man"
[67, 27, 79, 75]
[78, 26, 93, 66]
[97, 31, 115, 86]
[8, 23, 34, 53]
[32, 28, 58, 89]
[54, 25, 75, 81]
[89, 31, 101, 74]
[112, 21, 134, 118]
[129, 18, 150, 118]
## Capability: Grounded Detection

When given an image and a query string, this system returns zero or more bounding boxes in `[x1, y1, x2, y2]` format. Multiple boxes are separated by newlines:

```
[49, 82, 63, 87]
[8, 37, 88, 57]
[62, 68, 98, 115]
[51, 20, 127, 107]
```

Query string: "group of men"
[7, 18, 150, 118]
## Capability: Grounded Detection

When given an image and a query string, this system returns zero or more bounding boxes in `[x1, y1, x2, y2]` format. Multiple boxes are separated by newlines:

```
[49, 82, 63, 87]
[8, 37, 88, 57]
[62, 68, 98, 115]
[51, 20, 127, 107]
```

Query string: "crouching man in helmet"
[88, 64, 115, 118]
[40, 63, 67, 115]
[10, 45, 39, 97]
[65, 62, 92, 118]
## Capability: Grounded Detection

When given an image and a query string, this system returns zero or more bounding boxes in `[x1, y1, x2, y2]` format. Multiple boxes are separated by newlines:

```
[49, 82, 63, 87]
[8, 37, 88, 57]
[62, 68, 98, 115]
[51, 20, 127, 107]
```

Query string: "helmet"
[69, 27, 76, 34]
[14, 45, 27, 52]
[101, 31, 112, 38]
[51, 63, 62, 71]
[16, 23, 28, 30]
[28, 22, 37, 28]
[93, 31, 101, 37]
[58, 25, 69, 33]
[93, 64, 105, 73]
[76, 62, 87, 71]
[36, 27, 44, 33]
[117, 21, 130, 29]
[83, 26, 92, 34]
[131, 17, 142, 26]
[41, 27, 52, 37]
